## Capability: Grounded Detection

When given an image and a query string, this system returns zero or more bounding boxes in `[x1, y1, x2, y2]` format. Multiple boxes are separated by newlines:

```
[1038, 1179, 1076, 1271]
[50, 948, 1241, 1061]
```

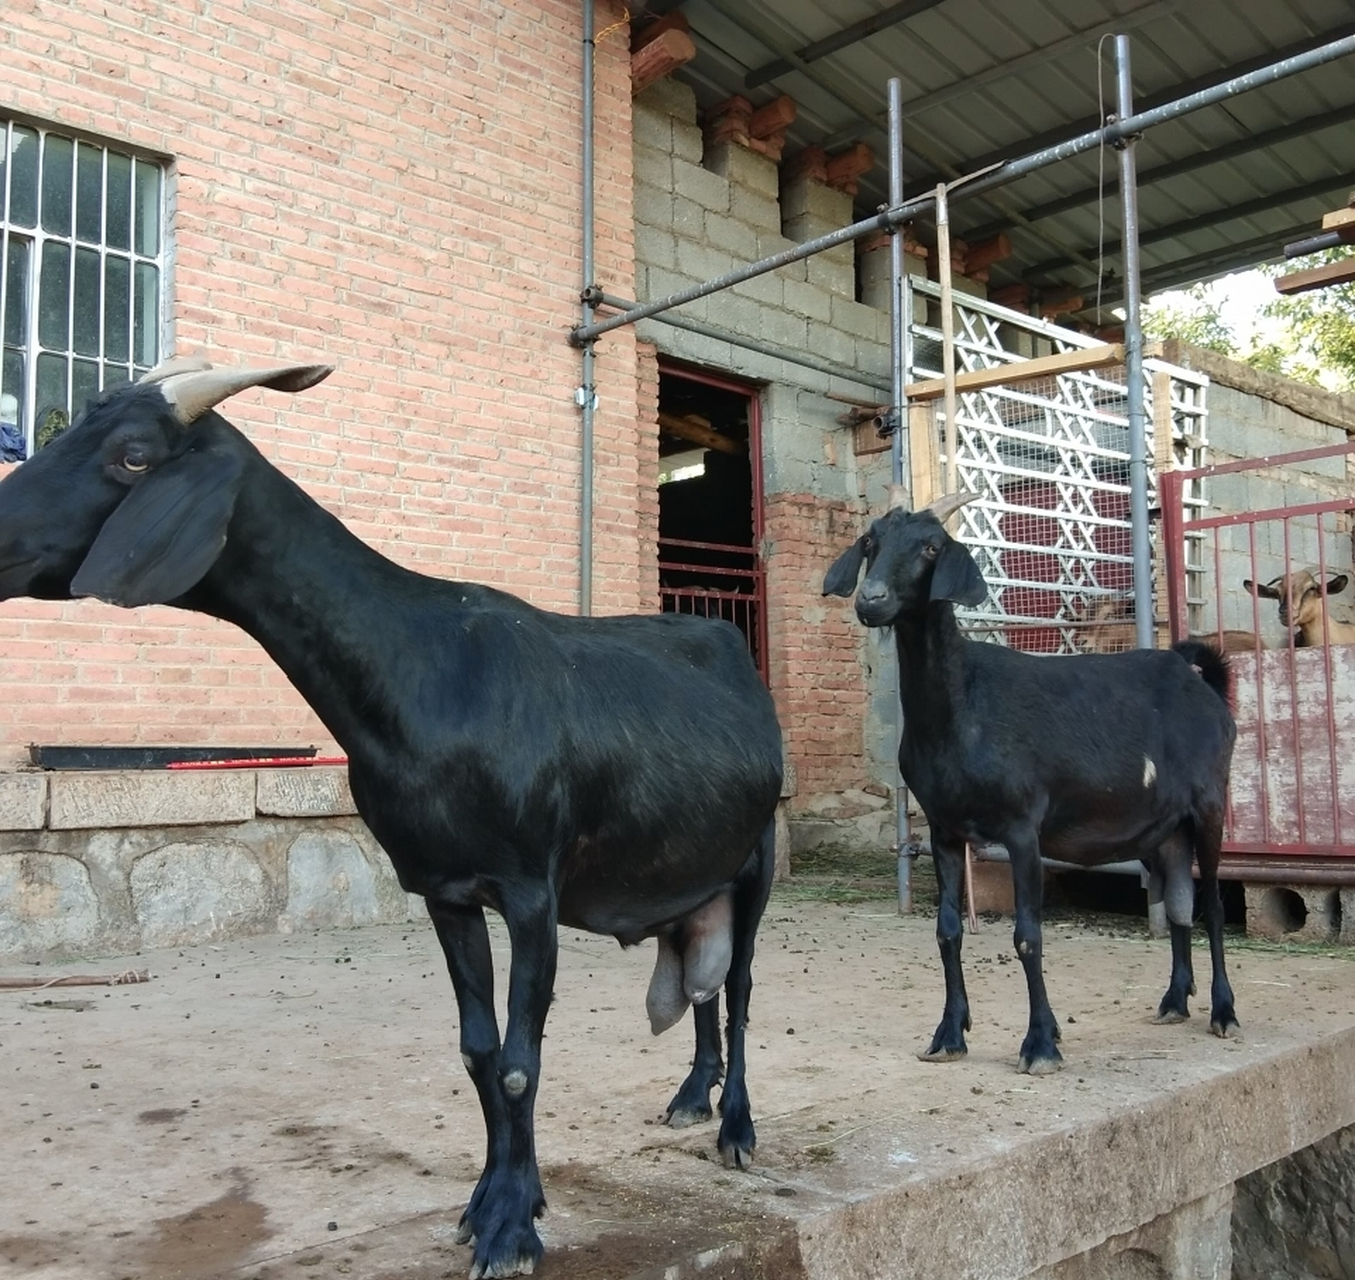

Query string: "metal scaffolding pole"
[886, 76, 916, 914]
[569, 31, 1355, 348]
[577, 1, 596, 616]
[1115, 36, 1153, 651]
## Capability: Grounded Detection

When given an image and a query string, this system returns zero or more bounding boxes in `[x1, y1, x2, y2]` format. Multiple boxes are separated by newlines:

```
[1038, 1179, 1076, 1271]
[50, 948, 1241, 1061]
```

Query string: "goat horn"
[138, 356, 215, 384]
[924, 491, 979, 525]
[887, 484, 910, 511]
[153, 362, 336, 426]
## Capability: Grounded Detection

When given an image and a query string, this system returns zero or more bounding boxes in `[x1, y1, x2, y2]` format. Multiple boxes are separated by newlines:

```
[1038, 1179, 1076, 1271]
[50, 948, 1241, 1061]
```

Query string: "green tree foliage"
[1142, 250, 1355, 392]
[1260, 247, 1355, 392]
[1143, 283, 1239, 355]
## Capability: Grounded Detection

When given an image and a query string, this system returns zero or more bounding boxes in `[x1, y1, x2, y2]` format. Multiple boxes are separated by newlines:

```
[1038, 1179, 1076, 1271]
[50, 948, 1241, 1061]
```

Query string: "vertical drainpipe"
[887, 77, 915, 913]
[1115, 34, 1152, 650]
[578, 2, 597, 616]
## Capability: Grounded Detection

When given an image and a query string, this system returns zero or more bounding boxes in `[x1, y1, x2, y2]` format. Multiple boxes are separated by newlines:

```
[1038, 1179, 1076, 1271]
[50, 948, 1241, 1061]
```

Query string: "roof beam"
[744, 0, 945, 89]
[700, 0, 1099, 272]
[1085, 224, 1314, 308]
[1024, 171, 1355, 280]
[963, 101, 1355, 242]
[916, 19, 1355, 193]
[822, 0, 1186, 151]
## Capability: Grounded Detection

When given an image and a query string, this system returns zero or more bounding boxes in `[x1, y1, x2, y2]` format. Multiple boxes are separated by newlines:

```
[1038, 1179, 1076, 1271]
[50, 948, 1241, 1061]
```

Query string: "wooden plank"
[909, 404, 940, 510]
[904, 343, 1126, 402]
[1274, 256, 1355, 296]
[658, 412, 744, 456]
[1320, 207, 1355, 232]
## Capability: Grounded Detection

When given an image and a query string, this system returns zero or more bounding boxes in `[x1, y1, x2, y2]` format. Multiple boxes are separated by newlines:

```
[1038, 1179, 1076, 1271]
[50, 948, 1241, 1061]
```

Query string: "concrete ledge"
[48, 770, 256, 830]
[256, 767, 357, 817]
[0, 773, 47, 830]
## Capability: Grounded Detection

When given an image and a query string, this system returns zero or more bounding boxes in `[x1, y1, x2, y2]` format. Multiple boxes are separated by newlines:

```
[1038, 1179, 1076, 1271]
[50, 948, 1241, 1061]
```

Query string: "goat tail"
[1171, 639, 1231, 703]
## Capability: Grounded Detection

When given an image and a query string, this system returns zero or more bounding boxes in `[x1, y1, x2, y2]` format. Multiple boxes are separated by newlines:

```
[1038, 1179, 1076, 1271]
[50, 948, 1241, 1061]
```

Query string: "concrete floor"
[4, 891, 1355, 1280]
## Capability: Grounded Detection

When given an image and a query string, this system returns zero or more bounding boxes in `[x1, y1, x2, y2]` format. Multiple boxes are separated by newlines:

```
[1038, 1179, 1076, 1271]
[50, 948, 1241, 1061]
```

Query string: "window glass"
[38, 241, 70, 351]
[41, 134, 74, 235]
[3, 237, 28, 347]
[73, 247, 100, 357]
[8, 127, 38, 228]
[105, 152, 131, 250]
[76, 143, 103, 242]
[104, 255, 130, 363]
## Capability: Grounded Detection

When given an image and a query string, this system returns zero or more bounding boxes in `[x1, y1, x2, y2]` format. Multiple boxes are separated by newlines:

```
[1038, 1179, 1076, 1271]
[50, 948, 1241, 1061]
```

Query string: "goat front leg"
[1153, 834, 1197, 1024]
[919, 832, 971, 1062]
[1007, 824, 1062, 1074]
[1196, 811, 1239, 1037]
[467, 892, 557, 1280]
[426, 901, 517, 1258]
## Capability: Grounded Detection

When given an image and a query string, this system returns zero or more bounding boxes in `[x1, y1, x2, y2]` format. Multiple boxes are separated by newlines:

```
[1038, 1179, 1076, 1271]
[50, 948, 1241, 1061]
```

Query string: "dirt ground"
[4, 875, 1355, 1280]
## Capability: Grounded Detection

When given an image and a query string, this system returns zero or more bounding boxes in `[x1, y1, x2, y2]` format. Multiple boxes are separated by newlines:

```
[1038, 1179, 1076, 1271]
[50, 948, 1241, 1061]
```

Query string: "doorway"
[656, 363, 767, 682]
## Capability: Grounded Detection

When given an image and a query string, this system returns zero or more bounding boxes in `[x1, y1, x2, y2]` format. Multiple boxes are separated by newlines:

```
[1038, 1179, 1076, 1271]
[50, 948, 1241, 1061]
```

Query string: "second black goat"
[823, 490, 1238, 1073]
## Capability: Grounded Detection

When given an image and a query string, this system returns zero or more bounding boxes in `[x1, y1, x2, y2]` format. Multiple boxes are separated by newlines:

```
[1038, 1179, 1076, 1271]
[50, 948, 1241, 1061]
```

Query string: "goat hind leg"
[919, 834, 971, 1062]
[1197, 813, 1239, 1037]
[665, 997, 723, 1128]
[714, 821, 775, 1169]
[1154, 842, 1197, 1023]
[1008, 826, 1062, 1074]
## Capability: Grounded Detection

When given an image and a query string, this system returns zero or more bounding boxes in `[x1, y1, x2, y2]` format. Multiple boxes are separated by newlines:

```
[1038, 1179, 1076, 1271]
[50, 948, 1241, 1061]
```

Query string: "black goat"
[823, 490, 1238, 1074]
[0, 359, 784, 1279]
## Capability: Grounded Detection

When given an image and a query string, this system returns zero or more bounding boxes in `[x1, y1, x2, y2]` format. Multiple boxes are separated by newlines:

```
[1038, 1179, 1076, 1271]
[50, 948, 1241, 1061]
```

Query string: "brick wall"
[764, 493, 873, 799]
[0, 0, 637, 766]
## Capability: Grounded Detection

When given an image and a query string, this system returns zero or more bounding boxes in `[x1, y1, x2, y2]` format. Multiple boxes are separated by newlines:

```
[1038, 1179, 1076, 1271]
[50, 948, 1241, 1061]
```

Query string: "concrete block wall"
[0, 767, 417, 961]
[0, 0, 640, 767]
[632, 79, 934, 816]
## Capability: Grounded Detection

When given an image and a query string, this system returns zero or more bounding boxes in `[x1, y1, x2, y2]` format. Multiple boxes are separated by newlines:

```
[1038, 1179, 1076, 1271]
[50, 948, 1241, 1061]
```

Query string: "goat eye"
[121, 456, 150, 474]
[923, 543, 939, 559]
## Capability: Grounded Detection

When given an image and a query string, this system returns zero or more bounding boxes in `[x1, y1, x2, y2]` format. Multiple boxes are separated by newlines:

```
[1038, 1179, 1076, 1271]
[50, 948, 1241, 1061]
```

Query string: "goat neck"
[181, 425, 449, 757]
[892, 600, 969, 726]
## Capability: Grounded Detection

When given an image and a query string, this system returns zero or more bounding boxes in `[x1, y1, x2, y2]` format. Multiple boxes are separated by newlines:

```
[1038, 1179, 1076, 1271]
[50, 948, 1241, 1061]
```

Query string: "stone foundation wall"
[0, 768, 418, 962]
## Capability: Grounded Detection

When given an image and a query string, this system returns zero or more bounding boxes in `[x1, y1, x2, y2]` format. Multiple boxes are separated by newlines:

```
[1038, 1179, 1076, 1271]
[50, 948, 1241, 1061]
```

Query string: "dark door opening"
[657, 364, 767, 682]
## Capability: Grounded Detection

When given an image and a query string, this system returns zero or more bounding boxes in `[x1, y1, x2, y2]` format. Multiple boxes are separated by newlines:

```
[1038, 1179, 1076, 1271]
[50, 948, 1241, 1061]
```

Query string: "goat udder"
[644, 893, 735, 1035]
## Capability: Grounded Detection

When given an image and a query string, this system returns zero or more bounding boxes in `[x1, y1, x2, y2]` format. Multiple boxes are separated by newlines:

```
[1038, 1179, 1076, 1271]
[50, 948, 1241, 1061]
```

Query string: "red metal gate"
[658, 537, 768, 682]
[1161, 443, 1355, 878]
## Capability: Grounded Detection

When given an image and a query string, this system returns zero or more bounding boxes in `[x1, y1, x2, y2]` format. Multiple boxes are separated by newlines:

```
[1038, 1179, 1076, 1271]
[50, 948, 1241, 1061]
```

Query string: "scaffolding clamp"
[874, 408, 902, 440]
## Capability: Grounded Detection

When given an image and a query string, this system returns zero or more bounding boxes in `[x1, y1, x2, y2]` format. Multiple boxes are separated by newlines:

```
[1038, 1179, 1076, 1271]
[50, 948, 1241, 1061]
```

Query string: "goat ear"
[930, 539, 988, 606]
[1243, 579, 1280, 600]
[823, 537, 868, 597]
[70, 447, 245, 607]
[1327, 574, 1349, 595]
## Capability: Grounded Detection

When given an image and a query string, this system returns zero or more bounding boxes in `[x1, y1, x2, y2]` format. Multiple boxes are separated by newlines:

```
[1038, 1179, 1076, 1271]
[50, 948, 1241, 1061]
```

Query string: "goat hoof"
[456, 1219, 475, 1245]
[1017, 1050, 1063, 1075]
[720, 1141, 755, 1170]
[1209, 1016, 1239, 1039]
[1154, 1009, 1189, 1025]
[917, 1045, 967, 1063]
[665, 1103, 712, 1130]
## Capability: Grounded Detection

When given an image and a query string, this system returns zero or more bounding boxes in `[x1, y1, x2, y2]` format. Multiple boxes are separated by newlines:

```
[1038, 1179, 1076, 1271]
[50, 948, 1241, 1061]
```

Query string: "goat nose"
[858, 580, 887, 604]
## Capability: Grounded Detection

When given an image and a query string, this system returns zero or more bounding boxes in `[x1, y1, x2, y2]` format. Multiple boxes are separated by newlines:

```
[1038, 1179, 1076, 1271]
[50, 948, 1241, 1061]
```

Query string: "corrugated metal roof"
[651, 0, 1355, 319]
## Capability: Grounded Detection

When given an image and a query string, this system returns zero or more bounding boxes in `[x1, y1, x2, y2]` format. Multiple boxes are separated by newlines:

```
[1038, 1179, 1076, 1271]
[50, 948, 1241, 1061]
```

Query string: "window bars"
[1, 120, 164, 458]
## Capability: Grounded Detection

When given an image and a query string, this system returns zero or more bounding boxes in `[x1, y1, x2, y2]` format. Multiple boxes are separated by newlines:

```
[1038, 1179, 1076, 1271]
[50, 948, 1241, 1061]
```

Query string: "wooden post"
[935, 183, 958, 500]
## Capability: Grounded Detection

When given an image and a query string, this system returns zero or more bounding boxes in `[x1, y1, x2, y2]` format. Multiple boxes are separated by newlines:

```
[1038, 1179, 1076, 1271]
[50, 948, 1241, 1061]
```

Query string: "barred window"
[1, 121, 165, 460]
